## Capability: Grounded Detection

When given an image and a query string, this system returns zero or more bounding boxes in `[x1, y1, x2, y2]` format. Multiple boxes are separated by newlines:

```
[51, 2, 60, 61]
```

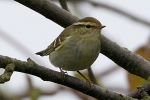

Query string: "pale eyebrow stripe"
[73, 22, 98, 26]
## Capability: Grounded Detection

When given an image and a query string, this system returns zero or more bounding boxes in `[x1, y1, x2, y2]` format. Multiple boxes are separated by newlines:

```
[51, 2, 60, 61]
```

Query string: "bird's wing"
[36, 26, 71, 56]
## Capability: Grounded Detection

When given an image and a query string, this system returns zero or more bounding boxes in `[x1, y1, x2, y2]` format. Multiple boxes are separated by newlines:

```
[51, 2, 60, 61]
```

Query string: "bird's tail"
[36, 44, 54, 56]
[36, 49, 50, 56]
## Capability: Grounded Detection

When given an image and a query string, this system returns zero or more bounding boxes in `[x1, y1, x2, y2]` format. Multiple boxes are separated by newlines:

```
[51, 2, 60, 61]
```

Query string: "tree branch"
[0, 63, 15, 83]
[59, 0, 70, 11]
[129, 82, 150, 99]
[13, 0, 150, 79]
[0, 55, 136, 100]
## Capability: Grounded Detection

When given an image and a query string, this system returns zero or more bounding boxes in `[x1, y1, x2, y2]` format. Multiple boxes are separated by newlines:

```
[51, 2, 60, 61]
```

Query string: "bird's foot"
[59, 68, 68, 81]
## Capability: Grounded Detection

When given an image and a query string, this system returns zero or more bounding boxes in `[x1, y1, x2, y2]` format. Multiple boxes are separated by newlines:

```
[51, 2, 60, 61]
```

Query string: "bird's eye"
[85, 25, 91, 28]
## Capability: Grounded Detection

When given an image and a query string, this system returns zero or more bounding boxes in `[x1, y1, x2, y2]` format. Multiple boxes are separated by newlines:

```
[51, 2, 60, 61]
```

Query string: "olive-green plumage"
[36, 17, 105, 71]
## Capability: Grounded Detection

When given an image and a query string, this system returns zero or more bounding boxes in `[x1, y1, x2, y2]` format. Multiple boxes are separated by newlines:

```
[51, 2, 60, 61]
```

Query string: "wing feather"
[36, 26, 72, 56]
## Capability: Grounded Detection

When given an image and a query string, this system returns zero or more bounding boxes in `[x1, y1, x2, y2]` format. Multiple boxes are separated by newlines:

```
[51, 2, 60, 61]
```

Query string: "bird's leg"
[59, 68, 68, 74]
[77, 71, 90, 82]
[59, 68, 68, 82]
[77, 71, 94, 91]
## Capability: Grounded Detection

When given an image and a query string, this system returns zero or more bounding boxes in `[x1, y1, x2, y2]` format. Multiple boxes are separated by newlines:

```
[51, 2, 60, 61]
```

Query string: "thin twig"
[87, 67, 97, 85]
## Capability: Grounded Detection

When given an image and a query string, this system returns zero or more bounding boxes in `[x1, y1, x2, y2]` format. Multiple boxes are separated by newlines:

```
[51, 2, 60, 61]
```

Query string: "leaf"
[128, 43, 150, 91]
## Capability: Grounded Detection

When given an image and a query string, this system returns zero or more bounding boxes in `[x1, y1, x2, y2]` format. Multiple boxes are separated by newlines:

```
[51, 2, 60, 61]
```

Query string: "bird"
[36, 17, 105, 74]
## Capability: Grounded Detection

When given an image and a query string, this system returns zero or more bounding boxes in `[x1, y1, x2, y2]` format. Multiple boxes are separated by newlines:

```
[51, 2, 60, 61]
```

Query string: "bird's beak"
[100, 25, 106, 29]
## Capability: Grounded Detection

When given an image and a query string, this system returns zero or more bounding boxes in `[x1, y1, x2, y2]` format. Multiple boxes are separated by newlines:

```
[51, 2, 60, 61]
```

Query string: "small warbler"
[36, 17, 105, 72]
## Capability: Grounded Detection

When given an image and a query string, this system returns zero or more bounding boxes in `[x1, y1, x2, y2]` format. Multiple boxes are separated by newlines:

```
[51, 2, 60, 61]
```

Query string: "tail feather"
[36, 51, 45, 56]
[36, 50, 49, 56]
[36, 46, 54, 56]
[36, 44, 54, 56]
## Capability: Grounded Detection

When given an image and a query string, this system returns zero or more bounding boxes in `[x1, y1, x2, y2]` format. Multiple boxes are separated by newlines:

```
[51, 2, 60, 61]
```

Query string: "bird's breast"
[49, 34, 101, 71]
